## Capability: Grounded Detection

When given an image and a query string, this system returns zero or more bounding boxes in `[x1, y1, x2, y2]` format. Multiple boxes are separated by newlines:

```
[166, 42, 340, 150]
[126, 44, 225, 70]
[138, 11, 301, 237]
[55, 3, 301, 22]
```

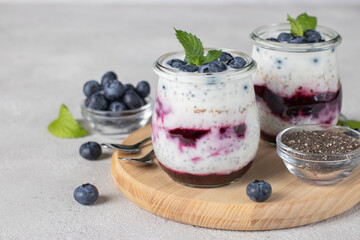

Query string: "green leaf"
[296, 13, 317, 32]
[174, 28, 204, 66]
[48, 104, 88, 138]
[174, 28, 222, 67]
[287, 14, 303, 36]
[202, 49, 222, 64]
[337, 119, 360, 130]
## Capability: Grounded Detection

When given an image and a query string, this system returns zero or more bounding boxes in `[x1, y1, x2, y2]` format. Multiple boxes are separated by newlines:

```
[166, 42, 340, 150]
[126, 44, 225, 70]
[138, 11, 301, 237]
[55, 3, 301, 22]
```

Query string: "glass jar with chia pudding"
[250, 23, 342, 143]
[152, 49, 260, 187]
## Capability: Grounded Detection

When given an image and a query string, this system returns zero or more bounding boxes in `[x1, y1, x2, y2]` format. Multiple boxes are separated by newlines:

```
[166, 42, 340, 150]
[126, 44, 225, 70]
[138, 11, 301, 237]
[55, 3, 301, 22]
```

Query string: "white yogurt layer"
[251, 46, 340, 97]
[152, 59, 260, 175]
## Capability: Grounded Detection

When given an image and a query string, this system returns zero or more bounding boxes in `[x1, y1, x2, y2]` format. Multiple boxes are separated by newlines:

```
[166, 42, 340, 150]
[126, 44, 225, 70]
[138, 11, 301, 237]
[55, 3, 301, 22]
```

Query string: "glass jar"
[250, 23, 342, 143]
[152, 49, 260, 187]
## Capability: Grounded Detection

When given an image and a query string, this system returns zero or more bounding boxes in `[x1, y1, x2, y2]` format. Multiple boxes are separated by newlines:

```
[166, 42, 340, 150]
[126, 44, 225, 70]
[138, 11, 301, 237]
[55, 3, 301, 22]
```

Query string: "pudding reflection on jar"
[151, 49, 260, 188]
[250, 23, 342, 143]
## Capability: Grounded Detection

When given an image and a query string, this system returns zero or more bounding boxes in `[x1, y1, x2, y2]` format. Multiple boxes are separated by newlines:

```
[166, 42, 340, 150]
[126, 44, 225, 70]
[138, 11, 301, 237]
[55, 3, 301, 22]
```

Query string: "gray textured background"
[0, 4, 359, 240]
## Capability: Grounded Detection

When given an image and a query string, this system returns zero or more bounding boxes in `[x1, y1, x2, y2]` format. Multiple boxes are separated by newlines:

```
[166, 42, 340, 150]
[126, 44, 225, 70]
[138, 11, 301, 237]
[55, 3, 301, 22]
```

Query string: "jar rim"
[250, 23, 342, 52]
[153, 48, 257, 82]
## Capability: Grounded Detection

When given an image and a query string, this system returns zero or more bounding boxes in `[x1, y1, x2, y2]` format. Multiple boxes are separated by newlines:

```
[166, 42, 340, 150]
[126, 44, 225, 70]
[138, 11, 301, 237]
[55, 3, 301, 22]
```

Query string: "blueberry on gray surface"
[266, 37, 280, 42]
[104, 80, 125, 101]
[136, 81, 150, 98]
[219, 51, 233, 62]
[88, 92, 109, 110]
[277, 32, 293, 42]
[101, 71, 117, 88]
[246, 180, 272, 202]
[79, 142, 102, 160]
[122, 90, 144, 110]
[124, 83, 136, 93]
[83, 80, 100, 98]
[288, 36, 308, 43]
[74, 183, 99, 205]
[198, 60, 227, 73]
[304, 29, 322, 43]
[179, 64, 199, 72]
[109, 101, 127, 112]
[228, 56, 246, 69]
[167, 59, 186, 69]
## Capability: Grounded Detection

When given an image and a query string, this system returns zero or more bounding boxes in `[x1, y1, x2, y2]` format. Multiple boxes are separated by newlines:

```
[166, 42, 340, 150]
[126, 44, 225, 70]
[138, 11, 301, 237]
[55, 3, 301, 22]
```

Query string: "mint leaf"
[174, 28, 204, 65]
[174, 28, 222, 66]
[337, 119, 360, 130]
[287, 14, 303, 36]
[202, 49, 222, 64]
[296, 13, 317, 32]
[186, 54, 202, 66]
[48, 104, 88, 138]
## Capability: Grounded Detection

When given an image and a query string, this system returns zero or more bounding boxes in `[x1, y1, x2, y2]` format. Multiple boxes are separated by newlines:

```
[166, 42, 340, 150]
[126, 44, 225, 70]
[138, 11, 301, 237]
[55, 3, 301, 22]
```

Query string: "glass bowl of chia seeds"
[276, 124, 360, 185]
[81, 97, 153, 137]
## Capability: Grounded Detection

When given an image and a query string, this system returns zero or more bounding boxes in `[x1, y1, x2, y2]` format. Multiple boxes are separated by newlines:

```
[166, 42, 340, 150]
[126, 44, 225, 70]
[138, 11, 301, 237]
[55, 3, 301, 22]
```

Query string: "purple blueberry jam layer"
[158, 160, 254, 187]
[254, 85, 342, 120]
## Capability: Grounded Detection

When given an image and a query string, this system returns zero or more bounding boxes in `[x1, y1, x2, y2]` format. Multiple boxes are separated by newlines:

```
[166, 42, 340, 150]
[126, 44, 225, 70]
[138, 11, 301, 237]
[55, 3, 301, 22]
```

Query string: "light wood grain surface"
[111, 125, 360, 230]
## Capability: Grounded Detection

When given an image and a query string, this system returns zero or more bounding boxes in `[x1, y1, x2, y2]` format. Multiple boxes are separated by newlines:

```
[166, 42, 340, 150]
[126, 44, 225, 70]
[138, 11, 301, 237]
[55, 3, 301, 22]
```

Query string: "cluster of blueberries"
[267, 29, 324, 43]
[167, 51, 247, 73]
[83, 71, 150, 112]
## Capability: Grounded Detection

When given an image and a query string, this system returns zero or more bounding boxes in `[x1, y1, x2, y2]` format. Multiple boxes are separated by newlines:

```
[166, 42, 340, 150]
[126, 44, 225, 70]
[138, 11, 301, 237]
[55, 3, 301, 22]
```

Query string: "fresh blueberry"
[277, 32, 293, 42]
[87, 92, 108, 110]
[167, 59, 186, 69]
[79, 142, 102, 160]
[355, 128, 360, 132]
[183, 57, 188, 63]
[83, 80, 100, 98]
[219, 52, 233, 62]
[74, 183, 99, 205]
[179, 64, 199, 72]
[288, 36, 308, 44]
[101, 71, 117, 88]
[304, 29, 322, 43]
[122, 90, 144, 110]
[104, 80, 125, 101]
[85, 97, 90, 107]
[109, 101, 127, 112]
[246, 180, 272, 202]
[228, 56, 247, 69]
[198, 60, 227, 73]
[136, 81, 151, 98]
[266, 37, 280, 42]
[124, 83, 136, 93]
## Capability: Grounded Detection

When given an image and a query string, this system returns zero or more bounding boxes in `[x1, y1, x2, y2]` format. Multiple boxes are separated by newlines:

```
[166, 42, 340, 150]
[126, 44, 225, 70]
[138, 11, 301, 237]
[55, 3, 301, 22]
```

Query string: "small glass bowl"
[276, 124, 360, 185]
[81, 97, 153, 137]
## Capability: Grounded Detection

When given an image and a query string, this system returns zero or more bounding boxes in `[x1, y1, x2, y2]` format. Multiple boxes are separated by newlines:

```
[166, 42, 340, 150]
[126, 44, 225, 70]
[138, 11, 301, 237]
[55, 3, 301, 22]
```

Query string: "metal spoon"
[101, 137, 151, 153]
[118, 150, 154, 165]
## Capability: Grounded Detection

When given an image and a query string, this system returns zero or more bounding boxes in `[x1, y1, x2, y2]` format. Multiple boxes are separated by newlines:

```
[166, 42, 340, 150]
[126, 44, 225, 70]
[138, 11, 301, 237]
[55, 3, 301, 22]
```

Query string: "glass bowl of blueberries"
[81, 71, 153, 136]
[276, 124, 360, 185]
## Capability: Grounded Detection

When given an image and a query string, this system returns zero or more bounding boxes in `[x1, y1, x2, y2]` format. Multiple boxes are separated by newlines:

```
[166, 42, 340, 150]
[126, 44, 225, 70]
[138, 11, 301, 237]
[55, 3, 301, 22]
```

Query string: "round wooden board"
[111, 124, 360, 230]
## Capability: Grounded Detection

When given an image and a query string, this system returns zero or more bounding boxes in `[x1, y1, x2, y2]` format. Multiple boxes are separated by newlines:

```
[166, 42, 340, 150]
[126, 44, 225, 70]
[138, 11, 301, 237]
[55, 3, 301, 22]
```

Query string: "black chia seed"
[282, 130, 360, 156]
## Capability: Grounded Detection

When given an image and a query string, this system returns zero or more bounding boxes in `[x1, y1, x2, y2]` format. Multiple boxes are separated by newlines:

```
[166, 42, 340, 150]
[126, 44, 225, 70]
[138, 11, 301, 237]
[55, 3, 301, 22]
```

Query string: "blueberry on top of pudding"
[166, 29, 247, 73]
[266, 13, 324, 44]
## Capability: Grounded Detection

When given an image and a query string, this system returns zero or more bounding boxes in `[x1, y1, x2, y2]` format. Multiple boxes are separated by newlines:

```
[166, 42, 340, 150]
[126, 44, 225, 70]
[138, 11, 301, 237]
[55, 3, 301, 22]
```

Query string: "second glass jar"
[250, 23, 342, 143]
